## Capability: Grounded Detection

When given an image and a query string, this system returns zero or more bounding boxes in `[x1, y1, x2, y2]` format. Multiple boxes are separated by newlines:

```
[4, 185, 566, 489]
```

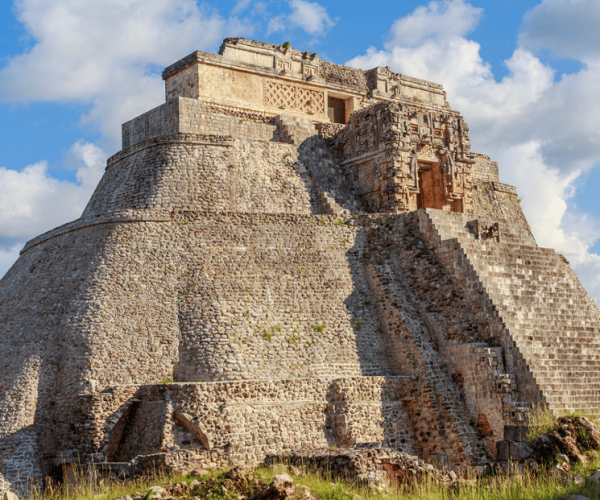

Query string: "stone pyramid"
[1, 38, 599, 493]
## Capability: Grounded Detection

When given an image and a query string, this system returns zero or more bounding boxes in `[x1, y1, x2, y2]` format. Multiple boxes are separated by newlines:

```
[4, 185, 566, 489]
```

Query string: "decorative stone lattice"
[264, 80, 324, 115]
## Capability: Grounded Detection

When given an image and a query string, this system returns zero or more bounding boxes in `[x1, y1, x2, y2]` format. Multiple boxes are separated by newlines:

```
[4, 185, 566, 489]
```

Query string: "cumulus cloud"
[347, 0, 600, 304]
[0, 141, 105, 242]
[289, 0, 335, 35]
[386, 0, 482, 47]
[0, 244, 22, 280]
[496, 143, 580, 251]
[232, 0, 252, 14]
[0, 0, 251, 149]
[268, 0, 335, 36]
[519, 0, 600, 62]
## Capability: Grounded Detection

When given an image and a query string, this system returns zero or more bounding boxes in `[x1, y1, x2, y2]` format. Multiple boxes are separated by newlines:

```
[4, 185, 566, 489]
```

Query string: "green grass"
[526, 404, 559, 445]
[35, 467, 189, 500]
[38, 461, 600, 500]
[263, 461, 600, 500]
[525, 404, 600, 445]
[28, 407, 600, 500]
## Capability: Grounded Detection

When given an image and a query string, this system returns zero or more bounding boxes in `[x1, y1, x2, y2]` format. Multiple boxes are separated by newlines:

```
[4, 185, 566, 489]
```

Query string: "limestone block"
[495, 441, 533, 461]
[504, 425, 528, 442]
[589, 470, 600, 484]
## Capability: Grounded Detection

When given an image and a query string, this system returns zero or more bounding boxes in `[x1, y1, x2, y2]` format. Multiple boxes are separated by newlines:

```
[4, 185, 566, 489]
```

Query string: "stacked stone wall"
[0, 210, 397, 489]
[472, 180, 530, 229]
[165, 64, 200, 101]
[82, 377, 416, 466]
[4, 203, 600, 488]
[361, 214, 492, 465]
[319, 61, 367, 90]
[416, 211, 542, 406]
[472, 154, 499, 182]
[122, 98, 278, 149]
[3, 89, 600, 495]
[172, 212, 392, 381]
[84, 134, 314, 218]
[2, 207, 510, 487]
[333, 101, 473, 213]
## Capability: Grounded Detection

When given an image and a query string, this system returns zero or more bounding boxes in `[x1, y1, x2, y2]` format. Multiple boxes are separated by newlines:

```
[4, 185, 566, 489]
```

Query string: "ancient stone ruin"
[1, 37, 599, 493]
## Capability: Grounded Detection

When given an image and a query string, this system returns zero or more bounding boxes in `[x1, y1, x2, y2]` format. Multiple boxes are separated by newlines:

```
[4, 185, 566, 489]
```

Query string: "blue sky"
[1, 0, 600, 302]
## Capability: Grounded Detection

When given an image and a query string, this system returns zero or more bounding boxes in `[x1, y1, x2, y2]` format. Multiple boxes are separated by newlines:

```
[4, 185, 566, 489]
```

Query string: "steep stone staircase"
[419, 209, 600, 416]
[362, 214, 498, 466]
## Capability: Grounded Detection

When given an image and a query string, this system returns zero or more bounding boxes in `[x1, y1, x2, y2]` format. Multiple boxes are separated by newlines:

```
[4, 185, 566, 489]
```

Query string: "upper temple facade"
[123, 37, 494, 215]
[1, 38, 599, 494]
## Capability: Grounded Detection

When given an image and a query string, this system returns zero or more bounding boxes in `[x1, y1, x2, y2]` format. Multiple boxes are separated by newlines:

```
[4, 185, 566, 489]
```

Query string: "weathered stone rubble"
[266, 447, 458, 490]
[531, 417, 600, 465]
[1, 37, 599, 495]
[118, 469, 313, 500]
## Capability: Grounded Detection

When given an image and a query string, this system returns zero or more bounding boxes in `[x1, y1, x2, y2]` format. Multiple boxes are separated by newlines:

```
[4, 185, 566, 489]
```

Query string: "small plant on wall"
[282, 41, 291, 52]
[312, 324, 326, 333]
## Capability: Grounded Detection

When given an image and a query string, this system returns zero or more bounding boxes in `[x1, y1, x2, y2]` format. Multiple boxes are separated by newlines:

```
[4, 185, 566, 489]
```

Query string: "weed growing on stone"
[525, 404, 557, 444]
[525, 404, 600, 445]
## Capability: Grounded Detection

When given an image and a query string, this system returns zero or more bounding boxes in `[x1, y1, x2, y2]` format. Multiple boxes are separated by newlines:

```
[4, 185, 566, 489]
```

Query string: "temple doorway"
[417, 167, 435, 209]
[328, 97, 346, 124]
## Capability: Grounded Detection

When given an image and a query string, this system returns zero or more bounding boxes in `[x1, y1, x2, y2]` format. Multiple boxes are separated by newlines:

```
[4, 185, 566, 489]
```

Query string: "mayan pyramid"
[1, 38, 599, 492]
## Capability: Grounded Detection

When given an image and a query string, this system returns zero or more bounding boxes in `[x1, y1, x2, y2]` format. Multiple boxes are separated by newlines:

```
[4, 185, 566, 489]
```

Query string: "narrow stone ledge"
[107, 132, 235, 170]
[20, 211, 173, 255]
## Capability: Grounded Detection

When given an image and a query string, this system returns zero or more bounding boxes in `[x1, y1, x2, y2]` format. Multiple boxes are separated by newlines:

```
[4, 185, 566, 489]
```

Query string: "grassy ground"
[30, 408, 600, 500]
[32, 459, 600, 500]
[525, 405, 600, 446]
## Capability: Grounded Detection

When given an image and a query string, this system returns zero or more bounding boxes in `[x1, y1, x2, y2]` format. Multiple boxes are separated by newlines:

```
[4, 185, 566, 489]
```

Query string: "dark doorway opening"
[328, 97, 346, 124]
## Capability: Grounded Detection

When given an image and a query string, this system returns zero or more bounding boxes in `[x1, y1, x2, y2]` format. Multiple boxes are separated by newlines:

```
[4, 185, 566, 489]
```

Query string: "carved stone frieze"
[468, 220, 500, 242]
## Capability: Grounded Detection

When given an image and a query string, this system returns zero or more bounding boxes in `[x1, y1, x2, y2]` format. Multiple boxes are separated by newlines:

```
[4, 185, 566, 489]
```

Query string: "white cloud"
[0, 244, 22, 280]
[386, 0, 482, 47]
[0, 139, 105, 277]
[519, 0, 600, 62]
[346, 0, 600, 304]
[267, 15, 287, 35]
[0, 0, 252, 149]
[268, 0, 334, 36]
[0, 141, 106, 242]
[289, 0, 335, 35]
[495, 142, 580, 251]
[232, 0, 252, 14]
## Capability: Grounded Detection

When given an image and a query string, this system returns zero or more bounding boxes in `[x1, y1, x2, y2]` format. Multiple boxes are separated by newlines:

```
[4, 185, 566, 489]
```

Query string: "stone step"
[421, 208, 600, 417]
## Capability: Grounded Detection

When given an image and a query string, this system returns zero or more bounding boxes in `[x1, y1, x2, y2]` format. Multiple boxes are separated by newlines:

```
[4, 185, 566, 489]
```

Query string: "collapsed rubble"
[117, 469, 313, 500]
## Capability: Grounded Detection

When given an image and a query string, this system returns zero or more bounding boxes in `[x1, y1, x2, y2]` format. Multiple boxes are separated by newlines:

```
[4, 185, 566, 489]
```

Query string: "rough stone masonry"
[1, 37, 599, 493]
